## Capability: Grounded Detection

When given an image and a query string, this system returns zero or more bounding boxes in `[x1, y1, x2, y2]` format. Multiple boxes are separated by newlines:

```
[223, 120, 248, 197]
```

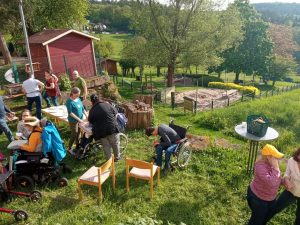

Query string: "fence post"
[171, 92, 175, 110]
[227, 97, 230, 107]
[271, 90, 274, 96]
[241, 92, 244, 102]
[122, 78, 124, 86]
[265, 91, 268, 97]
[130, 82, 133, 90]
[211, 99, 214, 110]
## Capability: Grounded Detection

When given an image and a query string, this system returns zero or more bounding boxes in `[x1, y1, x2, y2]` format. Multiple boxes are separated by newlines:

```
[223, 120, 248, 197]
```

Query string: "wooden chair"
[78, 156, 115, 201]
[126, 158, 160, 199]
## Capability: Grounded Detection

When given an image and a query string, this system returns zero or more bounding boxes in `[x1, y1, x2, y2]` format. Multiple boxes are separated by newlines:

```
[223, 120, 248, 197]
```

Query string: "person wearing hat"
[20, 116, 43, 152]
[267, 147, 300, 224]
[247, 144, 284, 225]
[145, 124, 181, 175]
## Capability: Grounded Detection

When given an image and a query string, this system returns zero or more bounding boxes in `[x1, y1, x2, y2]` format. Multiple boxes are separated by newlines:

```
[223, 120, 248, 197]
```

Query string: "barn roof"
[28, 29, 99, 46]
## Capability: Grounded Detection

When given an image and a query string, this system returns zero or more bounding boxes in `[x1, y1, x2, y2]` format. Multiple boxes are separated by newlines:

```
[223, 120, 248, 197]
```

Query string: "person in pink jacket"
[267, 148, 300, 225]
[247, 144, 284, 225]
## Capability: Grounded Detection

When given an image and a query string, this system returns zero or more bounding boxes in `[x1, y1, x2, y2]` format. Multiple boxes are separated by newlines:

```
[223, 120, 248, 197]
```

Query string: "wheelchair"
[168, 120, 192, 168]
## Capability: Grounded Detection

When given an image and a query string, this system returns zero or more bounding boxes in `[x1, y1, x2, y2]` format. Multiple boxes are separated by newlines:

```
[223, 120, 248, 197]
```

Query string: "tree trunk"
[218, 72, 221, 78]
[0, 32, 12, 65]
[167, 56, 176, 87]
[156, 66, 160, 77]
[234, 72, 240, 83]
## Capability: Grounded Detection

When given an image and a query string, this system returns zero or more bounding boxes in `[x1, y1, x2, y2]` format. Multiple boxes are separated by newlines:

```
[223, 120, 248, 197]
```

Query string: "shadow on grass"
[46, 195, 77, 213]
[156, 200, 202, 225]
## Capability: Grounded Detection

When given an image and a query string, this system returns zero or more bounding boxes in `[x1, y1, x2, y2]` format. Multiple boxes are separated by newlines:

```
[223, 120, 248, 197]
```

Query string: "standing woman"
[22, 73, 44, 120]
[247, 144, 284, 225]
[65, 87, 88, 153]
[43, 70, 59, 107]
[268, 148, 300, 225]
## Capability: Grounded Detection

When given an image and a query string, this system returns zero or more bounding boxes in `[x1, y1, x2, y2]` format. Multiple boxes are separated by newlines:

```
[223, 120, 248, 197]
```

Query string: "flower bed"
[208, 82, 259, 95]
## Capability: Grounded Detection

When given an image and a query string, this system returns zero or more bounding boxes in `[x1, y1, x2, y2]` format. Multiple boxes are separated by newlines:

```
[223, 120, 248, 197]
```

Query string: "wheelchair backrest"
[169, 124, 187, 139]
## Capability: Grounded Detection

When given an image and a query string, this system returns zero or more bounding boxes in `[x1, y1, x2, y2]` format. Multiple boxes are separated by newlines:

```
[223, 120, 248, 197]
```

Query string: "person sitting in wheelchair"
[145, 124, 181, 175]
[20, 117, 43, 152]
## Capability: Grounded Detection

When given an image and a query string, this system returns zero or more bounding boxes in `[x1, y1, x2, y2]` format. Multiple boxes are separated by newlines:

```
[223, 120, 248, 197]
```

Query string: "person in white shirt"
[267, 148, 300, 225]
[22, 74, 44, 119]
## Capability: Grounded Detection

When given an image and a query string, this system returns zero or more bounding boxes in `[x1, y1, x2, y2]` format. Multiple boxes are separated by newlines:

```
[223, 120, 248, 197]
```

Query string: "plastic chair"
[126, 158, 160, 199]
[78, 155, 115, 201]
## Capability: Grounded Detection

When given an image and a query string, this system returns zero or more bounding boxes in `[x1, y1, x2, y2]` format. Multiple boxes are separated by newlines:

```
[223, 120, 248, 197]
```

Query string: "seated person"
[145, 124, 181, 175]
[20, 117, 43, 152]
[16, 109, 32, 139]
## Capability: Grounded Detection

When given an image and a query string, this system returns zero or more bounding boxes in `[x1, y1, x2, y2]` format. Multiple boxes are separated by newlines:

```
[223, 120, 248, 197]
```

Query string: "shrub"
[208, 82, 259, 95]
[59, 74, 72, 91]
[185, 74, 223, 87]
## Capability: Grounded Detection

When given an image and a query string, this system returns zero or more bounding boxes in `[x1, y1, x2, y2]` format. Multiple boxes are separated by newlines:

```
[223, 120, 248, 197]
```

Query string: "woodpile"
[122, 95, 154, 130]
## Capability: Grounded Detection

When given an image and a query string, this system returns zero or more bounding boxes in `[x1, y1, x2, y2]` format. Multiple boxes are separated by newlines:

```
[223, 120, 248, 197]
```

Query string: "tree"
[94, 40, 114, 58]
[268, 55, 297, 86]
[132, 0, 242, 87]
[221, 0, 273, 82]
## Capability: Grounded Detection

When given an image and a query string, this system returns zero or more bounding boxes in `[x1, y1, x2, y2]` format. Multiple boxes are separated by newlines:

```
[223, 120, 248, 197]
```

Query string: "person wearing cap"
[22, 73, 44, 120]
[247, 144, 284, 225]
[72, 70, 88, 101]
[88, 94, 121, 161]
[267, 148, 300, 225]
[145, 124, 181, 175]
[20, 117, 43, 152]
[66, 87, 88, 153]
[0, 96, 15, 142]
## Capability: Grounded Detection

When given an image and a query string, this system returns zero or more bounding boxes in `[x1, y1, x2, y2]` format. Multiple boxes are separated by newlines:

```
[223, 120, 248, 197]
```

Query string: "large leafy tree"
[132, 0, 242, 87]
[220, 0, 273, 82]
[0, 0, 89, 64]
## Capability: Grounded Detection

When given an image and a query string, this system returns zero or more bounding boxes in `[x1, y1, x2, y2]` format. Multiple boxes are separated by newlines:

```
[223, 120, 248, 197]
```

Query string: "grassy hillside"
[1, 89, 300, 224]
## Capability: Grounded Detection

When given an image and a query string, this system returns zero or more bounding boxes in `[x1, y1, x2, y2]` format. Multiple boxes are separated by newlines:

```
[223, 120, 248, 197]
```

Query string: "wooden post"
[271, 90, 274, 96]
[227, 97, 230, 106]
[211, 99, 214, 110]
[130, 82, 133, 90]
[171, 92, 175, 110]
[265, 90, 268, 97]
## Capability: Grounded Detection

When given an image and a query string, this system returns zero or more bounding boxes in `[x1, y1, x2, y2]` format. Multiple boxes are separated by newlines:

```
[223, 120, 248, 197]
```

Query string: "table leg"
[247, 141, 259, 174]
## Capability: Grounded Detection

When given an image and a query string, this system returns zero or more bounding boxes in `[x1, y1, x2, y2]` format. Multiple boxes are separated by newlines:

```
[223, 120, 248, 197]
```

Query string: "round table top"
[235, 124, 279, 141]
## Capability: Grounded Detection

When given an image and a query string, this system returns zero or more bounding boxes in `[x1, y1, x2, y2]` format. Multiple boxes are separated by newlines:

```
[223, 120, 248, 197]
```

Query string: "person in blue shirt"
[65, 87, 88, 153]
[0, 96, 15, 142]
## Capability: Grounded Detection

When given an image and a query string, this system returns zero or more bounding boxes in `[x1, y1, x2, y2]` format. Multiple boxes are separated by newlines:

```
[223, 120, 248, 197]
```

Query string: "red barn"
[100, 58, 118, 75]
[27, 29, 99, 80]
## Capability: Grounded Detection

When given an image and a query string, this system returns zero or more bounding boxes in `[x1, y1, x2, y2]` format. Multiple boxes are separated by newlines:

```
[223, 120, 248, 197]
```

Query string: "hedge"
[208, 82, 259, 95]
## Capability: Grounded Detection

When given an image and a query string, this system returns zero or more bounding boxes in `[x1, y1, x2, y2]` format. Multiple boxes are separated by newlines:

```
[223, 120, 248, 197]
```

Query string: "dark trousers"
[268, 190, 300, 225]
[27, 96, 42, 120]
[0, 119, 14, 142]
[155, 144, 177, 169]
[43, 92, 58, 107]
[247, 186, 276, 225]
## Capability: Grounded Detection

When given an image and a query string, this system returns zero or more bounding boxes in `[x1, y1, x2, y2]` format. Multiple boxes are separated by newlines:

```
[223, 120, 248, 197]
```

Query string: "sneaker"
[114, 155, 122, 162]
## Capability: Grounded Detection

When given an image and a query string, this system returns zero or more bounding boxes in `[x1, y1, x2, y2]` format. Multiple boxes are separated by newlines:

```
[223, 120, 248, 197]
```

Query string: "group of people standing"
[247, 144, 300, 225]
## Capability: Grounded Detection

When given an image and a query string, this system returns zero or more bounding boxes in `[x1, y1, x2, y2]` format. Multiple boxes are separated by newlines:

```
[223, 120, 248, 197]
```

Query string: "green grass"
[1, 89, 300, 224]
[97, 34, 133, 60]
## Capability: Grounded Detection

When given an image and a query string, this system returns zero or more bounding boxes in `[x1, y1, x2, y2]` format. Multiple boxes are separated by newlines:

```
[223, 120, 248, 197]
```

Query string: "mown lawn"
[1, 89, 300, 224]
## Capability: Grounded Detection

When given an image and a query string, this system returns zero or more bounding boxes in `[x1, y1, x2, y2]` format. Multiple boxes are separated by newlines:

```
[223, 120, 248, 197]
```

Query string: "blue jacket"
[41, 121, 66, 162]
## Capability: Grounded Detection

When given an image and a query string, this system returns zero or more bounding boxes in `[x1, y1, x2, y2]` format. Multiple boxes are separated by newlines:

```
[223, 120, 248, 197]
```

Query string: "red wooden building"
[27, 29, 99, 80]
[100, 58, 118, 75]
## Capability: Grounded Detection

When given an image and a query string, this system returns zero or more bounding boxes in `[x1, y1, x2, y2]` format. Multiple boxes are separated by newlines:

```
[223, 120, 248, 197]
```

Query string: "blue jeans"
[27, 96, 42, 119]
[155, 144, 177, 169]
[267, 190, 300, 225]
[0, 119, 14, 142]
[43, 92, 58, 107]
[247, 186, 276, 225]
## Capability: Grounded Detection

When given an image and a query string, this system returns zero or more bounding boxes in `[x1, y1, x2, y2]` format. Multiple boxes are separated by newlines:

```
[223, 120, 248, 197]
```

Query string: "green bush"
[185, 74, 223, 87]
[59, 74, 72, 91]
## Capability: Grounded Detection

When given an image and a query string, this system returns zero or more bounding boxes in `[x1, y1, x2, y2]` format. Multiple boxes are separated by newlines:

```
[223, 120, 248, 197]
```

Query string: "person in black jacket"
[145, 124, 181, 175]
[88, 94, 121, 161]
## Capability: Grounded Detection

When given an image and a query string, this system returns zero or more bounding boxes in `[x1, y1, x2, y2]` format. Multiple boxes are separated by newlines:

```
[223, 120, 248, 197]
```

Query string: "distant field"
[97, 33, 133, 60]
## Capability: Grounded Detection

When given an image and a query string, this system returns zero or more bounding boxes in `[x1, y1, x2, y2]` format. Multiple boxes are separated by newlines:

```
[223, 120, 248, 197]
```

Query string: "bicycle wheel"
[117, 133, 128, 155]
[177, 142, 192, 168]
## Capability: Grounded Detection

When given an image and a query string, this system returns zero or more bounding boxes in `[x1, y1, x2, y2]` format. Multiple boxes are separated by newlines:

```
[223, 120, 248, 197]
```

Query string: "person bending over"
[145, 124, 181, 175]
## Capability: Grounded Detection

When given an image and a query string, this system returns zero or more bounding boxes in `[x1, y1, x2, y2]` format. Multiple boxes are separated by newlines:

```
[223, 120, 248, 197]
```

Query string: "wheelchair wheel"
[117, 133, 128, 155]
[14, 210, 28, 221]
[84, 140, 102, 160]
[15, 175, 34, 191]
[30, 190, 42, 202]
[177, 142, 192, 168]
[58, 177, 68, 187]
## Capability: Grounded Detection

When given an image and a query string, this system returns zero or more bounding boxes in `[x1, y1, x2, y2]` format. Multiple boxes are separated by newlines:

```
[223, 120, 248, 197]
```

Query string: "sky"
[249, 0, 300, 2]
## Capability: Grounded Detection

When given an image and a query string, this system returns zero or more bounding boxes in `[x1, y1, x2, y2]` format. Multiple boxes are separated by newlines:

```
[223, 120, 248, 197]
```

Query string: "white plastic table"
[235, 124, 279, 174]
[42, 105, 69, 124]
